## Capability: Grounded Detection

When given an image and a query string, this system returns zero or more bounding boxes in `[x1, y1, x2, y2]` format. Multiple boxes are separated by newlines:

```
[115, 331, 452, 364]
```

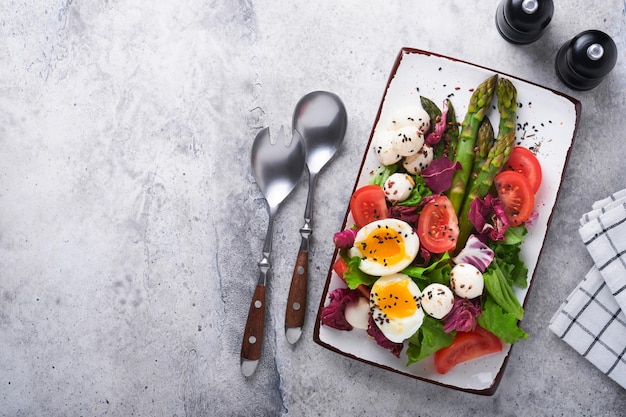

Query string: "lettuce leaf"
[490, 228, 529, 288]
[503, 225, 527, 246]
[477, 294, 529, 344]
[369, 164, 398, 187]
[402, 252, 451, 290]
[343, 256, 378, 289]
[397, 175, 432, 206]
[482, 258, 524, 320]
[406, 315, 455, 365]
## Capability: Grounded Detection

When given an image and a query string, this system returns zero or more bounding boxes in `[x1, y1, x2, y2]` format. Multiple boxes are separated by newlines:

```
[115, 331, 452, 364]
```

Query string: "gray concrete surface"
[1, 1, 625, 416]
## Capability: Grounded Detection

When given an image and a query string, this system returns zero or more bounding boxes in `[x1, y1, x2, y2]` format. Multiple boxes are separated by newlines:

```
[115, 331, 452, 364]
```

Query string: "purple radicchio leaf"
[321, 288, 361, 331]
[333, 228, 358, 249]
[421, 157, 462, 194]
[367, 314, 404, 357]
[525, 211, 539, 227]
[412, 245, 433, 267]
[389, 205, 419, 225]
[425, 100, 449, 146]
[452, 234, 495, 272]
[468, 194, 510, 242]
[443, 297, 482, 333]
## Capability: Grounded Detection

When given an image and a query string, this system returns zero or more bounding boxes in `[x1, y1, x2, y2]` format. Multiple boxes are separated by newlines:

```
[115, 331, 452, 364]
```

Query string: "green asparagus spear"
[456, 130, 516, 247]
[419, 96, 460, 159]
[495, 78, 517, 139]
[420, 96, 442, 127]
[455, 78, 518, 248]
[471, 116, 495, 178]
[447, 74, 498, 213]
[444, 98, 459, 159]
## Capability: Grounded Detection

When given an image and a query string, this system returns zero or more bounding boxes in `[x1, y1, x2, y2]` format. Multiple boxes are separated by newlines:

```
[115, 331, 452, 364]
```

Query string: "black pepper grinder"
[495, 0, 554, 44]
[555, 30, 618, 90]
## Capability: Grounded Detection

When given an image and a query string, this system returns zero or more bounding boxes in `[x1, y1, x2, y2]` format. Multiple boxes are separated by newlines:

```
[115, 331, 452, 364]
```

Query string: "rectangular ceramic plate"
[313, 48, 581, 395]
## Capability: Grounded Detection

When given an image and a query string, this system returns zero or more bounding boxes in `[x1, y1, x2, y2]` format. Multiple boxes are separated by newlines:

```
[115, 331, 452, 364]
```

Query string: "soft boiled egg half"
[370, 273, 425, 343]
[349, 218, 419, 276]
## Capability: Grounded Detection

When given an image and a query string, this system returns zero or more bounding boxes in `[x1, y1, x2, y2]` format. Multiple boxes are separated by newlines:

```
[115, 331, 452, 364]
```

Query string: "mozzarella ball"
[403, 144, 434, 174]
[450, 263, 484, 299]
[383, 173, 415, 203]
[344, 296, 370, 330]
[372, 129, 402, 165]
[390, 107, 431, 134]
[420, 283, 455, 319]
[392, 126, 425, 157]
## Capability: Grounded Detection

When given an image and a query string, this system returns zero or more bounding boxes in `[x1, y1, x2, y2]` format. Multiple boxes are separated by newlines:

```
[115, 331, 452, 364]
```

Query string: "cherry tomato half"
[417, 195, 459, 253]
[349, 185, 388, 228]
[434, 325, 503, 374]
[332, 257, 348, 278]
[504, 146, 542, 194]
[494, 170, 535, 226]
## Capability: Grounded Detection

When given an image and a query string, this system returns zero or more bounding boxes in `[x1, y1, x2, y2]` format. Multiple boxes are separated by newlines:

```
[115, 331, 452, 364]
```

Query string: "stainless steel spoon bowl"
[284, 91, 348, 344]
[241, 126, 306, 377]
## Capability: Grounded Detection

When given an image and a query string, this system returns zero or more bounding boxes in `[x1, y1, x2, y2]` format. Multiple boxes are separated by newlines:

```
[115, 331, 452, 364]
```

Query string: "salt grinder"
[496, 0, 554, 44]
[555, 30, 618, 91]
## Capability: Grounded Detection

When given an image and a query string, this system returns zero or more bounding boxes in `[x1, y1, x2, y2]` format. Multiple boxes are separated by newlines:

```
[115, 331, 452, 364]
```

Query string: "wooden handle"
[241, 284, 266, 361]
[285, 250, 308, 328]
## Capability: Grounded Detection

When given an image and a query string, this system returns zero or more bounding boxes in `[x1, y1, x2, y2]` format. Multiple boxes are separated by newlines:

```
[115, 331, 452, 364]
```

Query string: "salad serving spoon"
[285, 91, 348, 344]
[241, 126, 306, 377]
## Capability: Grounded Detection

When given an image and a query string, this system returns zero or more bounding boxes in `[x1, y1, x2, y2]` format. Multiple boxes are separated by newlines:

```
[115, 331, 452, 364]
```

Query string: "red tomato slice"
[434, 326, 503, 374]
[417, 195, 459, 253]
[494, 170, 535, 226]
[504, 146, 543, 193]
[332, 257, 348, 278]
[349, 185, 388, 228]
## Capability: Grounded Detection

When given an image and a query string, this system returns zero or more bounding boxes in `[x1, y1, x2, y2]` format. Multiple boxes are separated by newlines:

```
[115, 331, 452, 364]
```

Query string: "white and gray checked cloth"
[549, 188, 626, 390]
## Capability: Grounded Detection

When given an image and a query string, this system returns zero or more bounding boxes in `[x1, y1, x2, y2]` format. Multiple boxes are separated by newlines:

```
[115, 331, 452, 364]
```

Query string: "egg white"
[350, 218, 419, 276]
[370, 273, 425, 343]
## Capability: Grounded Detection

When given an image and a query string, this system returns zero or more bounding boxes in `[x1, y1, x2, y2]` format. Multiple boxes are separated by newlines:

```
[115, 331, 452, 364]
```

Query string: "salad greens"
[407, 316, 455, 364]
[342, 256, 378, 289]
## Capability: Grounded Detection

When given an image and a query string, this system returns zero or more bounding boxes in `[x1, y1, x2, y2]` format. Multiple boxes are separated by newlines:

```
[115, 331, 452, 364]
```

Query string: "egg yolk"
[373, 279, 417, 320]
[360, 227, 408, 268]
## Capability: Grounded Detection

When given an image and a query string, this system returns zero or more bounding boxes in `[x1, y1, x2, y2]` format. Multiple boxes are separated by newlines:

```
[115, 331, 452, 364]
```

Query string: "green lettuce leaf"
[406, 315, 455, 365]
[369, 164, 398, 187]
[490, 228, 528, 288]
[477, 294, 529, 344]
[503, 225, 527, 245]
[482, 258, 525, 320]
[402, 252, 451, 290]
[342, 256, 378, 289]
[397, 175, 433, 206]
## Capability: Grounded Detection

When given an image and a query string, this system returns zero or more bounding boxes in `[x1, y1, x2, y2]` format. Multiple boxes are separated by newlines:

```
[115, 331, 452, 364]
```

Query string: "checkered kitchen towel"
[549, 189, 626, 390]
